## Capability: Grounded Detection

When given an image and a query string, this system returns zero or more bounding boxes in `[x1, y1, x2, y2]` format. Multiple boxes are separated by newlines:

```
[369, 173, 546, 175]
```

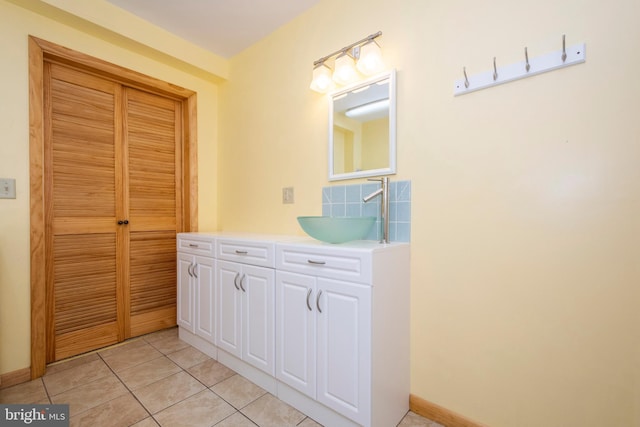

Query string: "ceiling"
[104, 0, 321, 59]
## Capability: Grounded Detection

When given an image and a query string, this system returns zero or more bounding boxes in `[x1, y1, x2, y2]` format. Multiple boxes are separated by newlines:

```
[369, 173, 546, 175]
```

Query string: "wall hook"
[453, 34, 586, 96]
[492, 57, 498, 81]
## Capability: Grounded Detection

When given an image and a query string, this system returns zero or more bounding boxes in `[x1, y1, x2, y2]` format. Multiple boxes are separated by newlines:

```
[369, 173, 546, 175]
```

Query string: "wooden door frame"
[29, 36, 199, 379]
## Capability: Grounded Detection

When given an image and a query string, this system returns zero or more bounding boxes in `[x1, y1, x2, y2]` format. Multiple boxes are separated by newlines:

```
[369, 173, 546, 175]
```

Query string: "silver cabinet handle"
[192, 263, 198, 279]
[306, 288, 313, 311]
[307, 259, 326, 265]
[233, 272, 240, 290]
[187, 263, 193, 277]
[235, 250, 248, 255]
[316, 290, 323, 313]
[238, 274, 246, 292]
[189, 244, 199, 248]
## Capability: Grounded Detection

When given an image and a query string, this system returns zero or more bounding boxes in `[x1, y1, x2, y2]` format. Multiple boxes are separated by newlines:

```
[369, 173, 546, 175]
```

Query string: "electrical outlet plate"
[282, 187, 294, 204]
[0, 178, 16, 199]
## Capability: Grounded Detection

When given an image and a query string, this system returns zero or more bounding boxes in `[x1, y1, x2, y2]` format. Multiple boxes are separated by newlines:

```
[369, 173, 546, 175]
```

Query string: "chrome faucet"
[363, 177, 390, 243]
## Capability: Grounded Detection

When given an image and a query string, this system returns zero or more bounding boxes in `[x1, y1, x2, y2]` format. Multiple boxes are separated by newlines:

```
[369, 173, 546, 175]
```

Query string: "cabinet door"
[276, 271, 316, 398]
[177, 253, 194, 332]
[242, 265, 275, 375]
[316, 278, 371, 426]
[194, 256, 215, 343]
[216, 260, 242, 357]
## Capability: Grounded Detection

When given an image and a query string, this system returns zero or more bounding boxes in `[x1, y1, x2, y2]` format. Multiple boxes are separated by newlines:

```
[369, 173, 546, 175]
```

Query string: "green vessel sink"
[297, 216, 376, 244]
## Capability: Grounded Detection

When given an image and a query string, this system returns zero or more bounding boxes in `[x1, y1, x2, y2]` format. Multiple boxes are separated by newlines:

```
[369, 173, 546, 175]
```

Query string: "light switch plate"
[0, 178, 16, 199]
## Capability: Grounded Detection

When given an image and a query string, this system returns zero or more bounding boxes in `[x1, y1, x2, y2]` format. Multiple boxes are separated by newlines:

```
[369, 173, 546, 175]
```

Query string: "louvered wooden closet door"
[124, 88, 180, 337]
[46, 63, 123, 361]
[45, 65, 181, 362]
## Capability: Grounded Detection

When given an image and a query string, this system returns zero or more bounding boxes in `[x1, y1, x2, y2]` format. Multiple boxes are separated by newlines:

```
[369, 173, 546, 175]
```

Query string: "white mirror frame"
[328, 69, 396, 181]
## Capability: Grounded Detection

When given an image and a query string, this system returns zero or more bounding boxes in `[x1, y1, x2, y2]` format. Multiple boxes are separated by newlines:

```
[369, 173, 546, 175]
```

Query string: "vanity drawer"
[177, 235, 216, 257]
[217, 239, 275, 268]
[276, 244, 372, 284]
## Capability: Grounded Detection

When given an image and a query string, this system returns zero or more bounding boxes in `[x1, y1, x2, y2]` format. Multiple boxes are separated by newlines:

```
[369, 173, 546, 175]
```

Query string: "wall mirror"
[329, 69, 396, 181]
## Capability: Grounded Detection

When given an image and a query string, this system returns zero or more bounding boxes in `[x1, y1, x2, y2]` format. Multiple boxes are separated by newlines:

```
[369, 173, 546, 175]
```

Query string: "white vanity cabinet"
[176, 234, 216, 346]
[275, 241, 410, 427]
[176, 233, 410, 427]
[216, 238, 276, 377]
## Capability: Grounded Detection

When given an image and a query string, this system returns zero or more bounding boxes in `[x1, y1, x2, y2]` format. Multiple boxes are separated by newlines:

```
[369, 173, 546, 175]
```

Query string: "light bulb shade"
[332, 52, 359, 85]
[356, 40, 384, 75]
[310, 63, 334, 93]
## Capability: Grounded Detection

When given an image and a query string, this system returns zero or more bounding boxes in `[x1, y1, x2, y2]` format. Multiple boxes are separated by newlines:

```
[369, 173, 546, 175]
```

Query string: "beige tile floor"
[0, 327, 443, 427]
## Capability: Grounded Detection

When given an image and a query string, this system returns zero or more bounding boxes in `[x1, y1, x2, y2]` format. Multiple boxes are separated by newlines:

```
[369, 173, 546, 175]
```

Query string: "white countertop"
[179, 231, 408, 251]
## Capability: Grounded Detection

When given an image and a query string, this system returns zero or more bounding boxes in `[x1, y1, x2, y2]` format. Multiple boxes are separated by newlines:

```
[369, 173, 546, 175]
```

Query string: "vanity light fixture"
[310, 31, 384, 93]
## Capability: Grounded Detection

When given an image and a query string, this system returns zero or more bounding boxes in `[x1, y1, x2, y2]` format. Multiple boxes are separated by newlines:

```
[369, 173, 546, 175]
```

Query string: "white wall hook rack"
[454, 36, 586, 96]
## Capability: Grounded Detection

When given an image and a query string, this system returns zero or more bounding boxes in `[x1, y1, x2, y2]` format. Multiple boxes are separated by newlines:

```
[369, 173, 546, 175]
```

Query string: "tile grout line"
[138, 352, 265, 425]
[107, 333, 263, 426]
[102, 333, 202, 425]
[87, 334, 197, 424]
[148, 338, 255, 415]
[95, 348, 155, 424]
[132, 334, 225, 424]
[40, 378, 52, 405]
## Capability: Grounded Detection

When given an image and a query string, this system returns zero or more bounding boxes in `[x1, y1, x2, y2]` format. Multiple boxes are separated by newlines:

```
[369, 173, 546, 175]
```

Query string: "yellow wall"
[2, 0, 639, 426]
[0, 0, 221, 376]
[218, 0, 640, 426]
[361, 117, 390, 170]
